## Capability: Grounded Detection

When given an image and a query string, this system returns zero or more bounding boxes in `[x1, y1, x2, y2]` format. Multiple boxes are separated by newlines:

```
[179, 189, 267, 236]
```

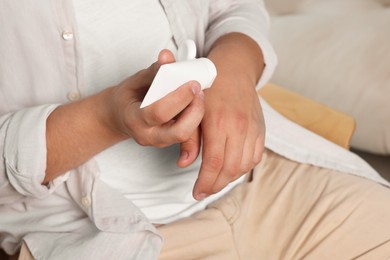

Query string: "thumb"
[158, 49, 176, 65]
[177, 128, 201, 168]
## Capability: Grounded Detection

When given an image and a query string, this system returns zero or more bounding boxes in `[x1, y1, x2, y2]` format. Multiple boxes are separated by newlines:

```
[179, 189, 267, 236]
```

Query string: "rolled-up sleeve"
[0, 104, 67, 201]
[205, 0, 278, 87]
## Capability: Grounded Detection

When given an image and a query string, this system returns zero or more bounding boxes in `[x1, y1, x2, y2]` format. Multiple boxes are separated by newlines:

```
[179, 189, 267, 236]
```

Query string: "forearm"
[44, 87, 127, 184]
[206, 33, 265, 88]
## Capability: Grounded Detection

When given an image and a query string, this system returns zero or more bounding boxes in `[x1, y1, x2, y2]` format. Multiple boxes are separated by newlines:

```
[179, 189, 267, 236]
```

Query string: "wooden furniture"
[259, 83, 356, 149]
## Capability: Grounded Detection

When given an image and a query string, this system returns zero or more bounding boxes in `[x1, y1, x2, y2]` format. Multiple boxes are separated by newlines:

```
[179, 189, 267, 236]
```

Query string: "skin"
[44, 32, 265, 202]
[177, 33, 266, 200]
[44, 50, 205, 183]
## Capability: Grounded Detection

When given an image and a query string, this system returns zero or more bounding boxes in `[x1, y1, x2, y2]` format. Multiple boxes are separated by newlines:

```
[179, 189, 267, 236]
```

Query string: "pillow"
[266, 1, 390, 155]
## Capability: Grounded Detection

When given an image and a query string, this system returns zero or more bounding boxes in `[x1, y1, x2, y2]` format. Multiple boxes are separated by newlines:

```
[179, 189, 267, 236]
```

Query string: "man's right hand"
[45, 49, 205, 183]
[104, 49, 205, 148]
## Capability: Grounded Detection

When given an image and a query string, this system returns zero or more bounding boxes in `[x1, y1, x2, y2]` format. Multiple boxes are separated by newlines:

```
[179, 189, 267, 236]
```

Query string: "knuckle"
[241, 162, 254, 173]
[205, 156, 224, 172]
[178, 82, 195, 99]
[135, 136, 149, 147]
[149, 109, 166, 125]
[225, 166, 240, 178]
[191, 101, 205, 115]
[214, 113, 226, 128]
[174, 124, 194, 142]
[175, 130, 191, 143]
[133, 129, 155, 147]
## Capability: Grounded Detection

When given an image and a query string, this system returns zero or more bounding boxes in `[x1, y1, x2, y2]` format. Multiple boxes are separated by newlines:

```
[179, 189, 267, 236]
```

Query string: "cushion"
[265, 0, 390, 155]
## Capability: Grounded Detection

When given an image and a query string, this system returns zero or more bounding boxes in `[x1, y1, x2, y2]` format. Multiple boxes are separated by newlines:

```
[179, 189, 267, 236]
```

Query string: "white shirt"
[74, 0, 177, 94]
[0, 1, 387, 259]
[0, 1, 279, 258]
[73, 0, 253, 224]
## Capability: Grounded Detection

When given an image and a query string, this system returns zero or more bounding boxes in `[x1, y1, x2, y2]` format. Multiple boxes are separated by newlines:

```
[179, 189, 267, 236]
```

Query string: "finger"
[142, 81, 201, 126]
[158, 49, 176, 65]
[144, 88, 204, 147]
[177, 128, 202, 168]
[156, 89, 205, 145]
[240, 126, 259, 172]
[252, 103, 265, 165]
[193, 129, 226, 200]
[210, 131, 246, 194]
[253, 135, 265, 165]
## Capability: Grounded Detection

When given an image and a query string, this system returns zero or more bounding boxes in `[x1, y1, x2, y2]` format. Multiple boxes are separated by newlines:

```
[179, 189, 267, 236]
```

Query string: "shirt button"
[62, 31, 74, 41]
[81, 196, 91, 208]
[67, 91, 80, 101]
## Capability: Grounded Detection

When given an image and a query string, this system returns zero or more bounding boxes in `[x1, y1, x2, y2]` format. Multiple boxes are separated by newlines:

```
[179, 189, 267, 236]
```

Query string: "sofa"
[264, 0, 390, 179]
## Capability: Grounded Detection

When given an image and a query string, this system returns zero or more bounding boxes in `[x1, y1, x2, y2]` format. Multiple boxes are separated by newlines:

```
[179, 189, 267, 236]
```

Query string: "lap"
[158, 150, 390, 259]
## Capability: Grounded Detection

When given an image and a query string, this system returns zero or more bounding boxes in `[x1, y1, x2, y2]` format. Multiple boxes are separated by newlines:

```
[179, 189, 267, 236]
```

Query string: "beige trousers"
[158, 150, 390, 260]
[18, 150, 390, 260]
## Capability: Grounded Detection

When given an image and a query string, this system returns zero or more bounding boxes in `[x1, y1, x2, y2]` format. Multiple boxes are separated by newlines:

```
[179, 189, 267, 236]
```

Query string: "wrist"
[45, 89, 127, 182]
[207, 33, 265, 88]
[93, 87, 129, 142]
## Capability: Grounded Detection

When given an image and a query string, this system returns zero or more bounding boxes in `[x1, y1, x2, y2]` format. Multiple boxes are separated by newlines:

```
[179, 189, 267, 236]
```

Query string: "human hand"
[192, 75, 265, 200]
[44, 49, 204, 183]
[104, 49, 205, 148]
[184, 33, 266, 201]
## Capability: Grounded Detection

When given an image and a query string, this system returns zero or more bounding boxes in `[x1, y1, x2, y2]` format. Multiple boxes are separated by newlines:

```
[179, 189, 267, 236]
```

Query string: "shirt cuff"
[3, 104, 66, 198]
[204, 5, 278, 88]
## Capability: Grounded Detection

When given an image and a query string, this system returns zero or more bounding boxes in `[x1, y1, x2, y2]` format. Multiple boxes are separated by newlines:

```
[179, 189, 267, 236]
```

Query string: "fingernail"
[195, 193, 207, 201]
[191, 82, 201, 94]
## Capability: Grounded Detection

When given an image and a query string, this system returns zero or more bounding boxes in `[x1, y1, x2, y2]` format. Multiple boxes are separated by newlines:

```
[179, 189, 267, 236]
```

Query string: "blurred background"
[264, 0, 390, 180]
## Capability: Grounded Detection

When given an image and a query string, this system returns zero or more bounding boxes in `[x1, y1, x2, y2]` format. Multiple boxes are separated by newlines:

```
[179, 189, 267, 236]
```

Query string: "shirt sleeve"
[205, 0, 278, 88]
[0, 104, 68, 201]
